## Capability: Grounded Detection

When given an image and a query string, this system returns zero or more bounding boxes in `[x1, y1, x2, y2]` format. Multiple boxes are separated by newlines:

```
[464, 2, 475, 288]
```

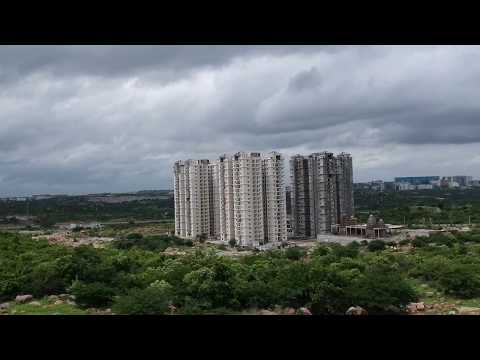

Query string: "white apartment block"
[174, 159, 213, 239]
[174, 152, 287, 249]
[290, 152, 354, 239]
[263, 153, 287, 244]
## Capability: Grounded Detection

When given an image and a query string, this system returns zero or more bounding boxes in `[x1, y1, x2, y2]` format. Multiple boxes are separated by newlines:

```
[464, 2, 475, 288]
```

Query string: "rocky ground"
[32, 231, 114, 248]
[0, 294, 113, 315]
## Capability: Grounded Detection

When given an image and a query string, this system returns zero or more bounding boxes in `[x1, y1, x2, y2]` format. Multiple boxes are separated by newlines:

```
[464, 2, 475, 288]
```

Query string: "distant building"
[452, 176, 473, 187]
[416, 184, 433, 190]
[396, 182, 415, 191]
[440, 176, 460, 189]
[394, 176, 439, 191]
[384, 181, 396, 191]
[471, 180, 480, 187]
[354, 180, 386, 192]
[394, 176, 439, 185]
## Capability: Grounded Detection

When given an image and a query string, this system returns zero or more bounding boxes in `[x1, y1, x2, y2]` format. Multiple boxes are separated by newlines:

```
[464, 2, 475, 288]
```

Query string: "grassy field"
[6, 298, 89, 315]
[98, 222, 175, 238]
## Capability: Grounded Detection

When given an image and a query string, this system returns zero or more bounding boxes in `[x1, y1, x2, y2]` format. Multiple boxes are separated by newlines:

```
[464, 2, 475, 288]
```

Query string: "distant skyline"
[1, 45, 480, 197]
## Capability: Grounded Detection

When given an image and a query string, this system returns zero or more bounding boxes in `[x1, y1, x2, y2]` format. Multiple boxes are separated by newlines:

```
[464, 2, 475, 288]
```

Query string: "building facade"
[174, 159, 213, 239]
[336, 152, 354, 223]
[290, 152, 354, 239]
[174, 152, 287, 249]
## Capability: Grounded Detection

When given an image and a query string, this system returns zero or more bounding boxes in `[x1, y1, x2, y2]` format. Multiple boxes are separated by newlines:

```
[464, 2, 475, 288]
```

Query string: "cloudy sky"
[1, 45, 479, 196]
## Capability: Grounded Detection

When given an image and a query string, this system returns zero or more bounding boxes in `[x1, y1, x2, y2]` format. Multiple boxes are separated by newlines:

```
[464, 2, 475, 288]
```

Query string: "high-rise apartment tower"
[174, 151, 287, 248]
[290, 152, 354, 239]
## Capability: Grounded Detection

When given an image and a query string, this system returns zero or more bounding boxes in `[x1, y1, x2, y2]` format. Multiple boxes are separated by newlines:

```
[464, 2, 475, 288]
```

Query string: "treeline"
[0, 232, 415, 314]
[3, 230, 480, 314]
[0, 197, 174, 224]
[354, 188, 480, 225]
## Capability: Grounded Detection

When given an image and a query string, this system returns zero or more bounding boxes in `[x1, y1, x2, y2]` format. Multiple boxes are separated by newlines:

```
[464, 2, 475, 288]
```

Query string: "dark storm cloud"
[1, 45, 480, 195]
[0, 45, 329, 84]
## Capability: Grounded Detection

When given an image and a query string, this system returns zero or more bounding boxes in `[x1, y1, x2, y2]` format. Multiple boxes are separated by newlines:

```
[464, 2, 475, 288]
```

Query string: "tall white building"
[174, 159, 213, 239]
[290, 152, 354, 239]
[174, 151, 287, 249]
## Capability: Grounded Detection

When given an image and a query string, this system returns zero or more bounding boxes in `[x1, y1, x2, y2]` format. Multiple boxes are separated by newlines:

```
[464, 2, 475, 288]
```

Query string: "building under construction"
[290, 152, 354, 239]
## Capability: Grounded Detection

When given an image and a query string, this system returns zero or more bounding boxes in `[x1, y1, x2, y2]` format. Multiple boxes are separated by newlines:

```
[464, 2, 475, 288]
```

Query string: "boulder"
[285, 308, 296, 315]
[0, 303, 10, 314]
[406, 302, 425, 313]
[259, 309, 277, 315]
[346, 306, 368, 315]
[48, 295, 59, 302]
[30, 301, 42, 306]
[385, 305, 401, 313]
[273, 305, 283, 314]
[58, 294, 72, 300]
[54, 300, 65, 305]
[298, 307, 313, 315]
[457, 306, 480, 315]
[15, 295, 33, 303]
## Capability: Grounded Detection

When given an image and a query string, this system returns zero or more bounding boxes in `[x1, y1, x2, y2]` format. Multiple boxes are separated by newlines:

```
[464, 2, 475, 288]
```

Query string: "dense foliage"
[113, 234, 193, 251]
[0, 195, 173, 224]
[2, 229, 480, 314]
[354, 188, 480, 225]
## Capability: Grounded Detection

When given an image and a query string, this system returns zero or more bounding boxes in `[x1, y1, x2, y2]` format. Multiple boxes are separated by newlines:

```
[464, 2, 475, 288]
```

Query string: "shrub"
[26, 260, 70, 297]
[228, 239, 236, 248]
[284, 247, 306, 260]
[349, 264, 418, 312]
[69, 281, 116, 308]
[411, 237, 429, 248]
[183, 239, 194, 247]
[311, 245, 329, 257]
[113, 235, 188, 252]
[112, 281, 174, 315]
[438, 264, 480, 298]
[348, 241, 360, 249]
[367, 240, 386, 252]
[127, 233, 143, 241]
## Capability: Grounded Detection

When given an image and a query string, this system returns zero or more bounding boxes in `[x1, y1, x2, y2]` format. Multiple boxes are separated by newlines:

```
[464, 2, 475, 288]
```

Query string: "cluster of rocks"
[33, 233, 114, 248]
[346, 306, 368, 315]
[405, 301, 480, 315]
[406, 302, 426, 314]
[0, 293, 78, 314]
[86, 308, 113, 315]
[256, 306, 313, 315]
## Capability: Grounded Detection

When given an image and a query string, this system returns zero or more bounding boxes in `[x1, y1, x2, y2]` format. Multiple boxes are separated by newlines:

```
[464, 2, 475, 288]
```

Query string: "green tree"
[69, 281, 116, 308]
[367, 240, 386, 252]
[112, 280, 174, 315]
